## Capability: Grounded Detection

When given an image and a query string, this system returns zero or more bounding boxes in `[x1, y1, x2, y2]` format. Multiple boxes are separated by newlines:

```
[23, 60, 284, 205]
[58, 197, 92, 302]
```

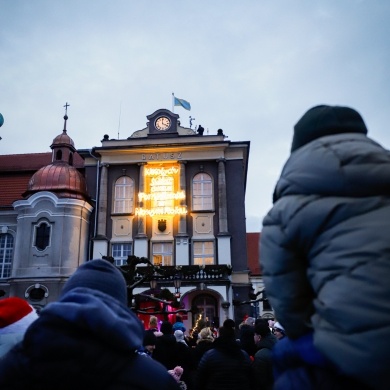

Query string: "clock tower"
[147, 109, 179, 137]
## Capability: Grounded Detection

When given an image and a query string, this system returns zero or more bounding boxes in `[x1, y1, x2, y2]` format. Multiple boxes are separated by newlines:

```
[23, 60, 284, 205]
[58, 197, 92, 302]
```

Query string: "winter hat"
[168, 366, 184, 382]
[291, 105, 368, 152]
[245, 317, 255, 326]
[160, 320, 173, 335]
[0, 297, 38, 332]
[143, 330, 157, 346]
[60, 259, 127, 306]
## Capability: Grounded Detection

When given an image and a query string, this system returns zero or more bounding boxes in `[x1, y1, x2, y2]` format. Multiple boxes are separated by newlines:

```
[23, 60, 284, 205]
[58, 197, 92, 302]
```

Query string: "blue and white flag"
[174, 97, 191, 111]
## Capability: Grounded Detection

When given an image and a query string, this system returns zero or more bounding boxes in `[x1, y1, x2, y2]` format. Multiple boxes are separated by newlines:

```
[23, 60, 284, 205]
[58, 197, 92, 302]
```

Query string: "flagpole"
[172, 92, 174, 112]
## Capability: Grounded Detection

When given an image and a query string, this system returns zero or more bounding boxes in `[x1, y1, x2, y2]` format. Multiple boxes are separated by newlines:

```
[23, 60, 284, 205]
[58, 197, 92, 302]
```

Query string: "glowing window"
[152, 242, 173, 266]
[112, 243, 132, 266]
[0, 234, 13, 278]
[192, 173, 213, 211]
[193, 241, 215, 265]
[114, 176, 134, 213]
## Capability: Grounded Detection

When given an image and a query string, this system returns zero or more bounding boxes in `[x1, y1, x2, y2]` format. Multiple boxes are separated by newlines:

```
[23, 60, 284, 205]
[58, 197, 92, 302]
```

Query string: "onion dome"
[24, 162, 88, 200]
[23, 105, 89, 201]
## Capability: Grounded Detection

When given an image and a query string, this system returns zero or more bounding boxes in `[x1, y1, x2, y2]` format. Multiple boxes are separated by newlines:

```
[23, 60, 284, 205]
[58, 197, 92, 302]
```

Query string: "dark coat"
[192, 338, 214, 367]
[0, 287, 180, 390]
[253, 332, 278, 390]
[238, 323, 257, 357]
[195, 335, 255, 390]
[261, 133, 390, 389]
[153, 333, 178, 370]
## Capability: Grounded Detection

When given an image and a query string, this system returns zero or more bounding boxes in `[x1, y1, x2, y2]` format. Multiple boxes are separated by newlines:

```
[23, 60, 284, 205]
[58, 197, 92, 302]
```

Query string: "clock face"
[155, 116, 171, 131]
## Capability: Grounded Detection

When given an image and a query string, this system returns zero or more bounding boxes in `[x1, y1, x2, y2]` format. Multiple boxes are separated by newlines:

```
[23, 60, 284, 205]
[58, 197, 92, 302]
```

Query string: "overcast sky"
[1, 0, 389, 232]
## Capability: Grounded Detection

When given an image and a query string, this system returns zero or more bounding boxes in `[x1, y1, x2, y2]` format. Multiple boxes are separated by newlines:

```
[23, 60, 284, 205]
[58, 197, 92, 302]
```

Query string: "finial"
[63, 102, 70, 132]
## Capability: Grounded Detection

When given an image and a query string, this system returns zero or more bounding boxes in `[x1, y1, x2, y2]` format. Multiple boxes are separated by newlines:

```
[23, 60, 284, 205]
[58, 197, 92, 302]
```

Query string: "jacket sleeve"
[260, 195, 317, 339]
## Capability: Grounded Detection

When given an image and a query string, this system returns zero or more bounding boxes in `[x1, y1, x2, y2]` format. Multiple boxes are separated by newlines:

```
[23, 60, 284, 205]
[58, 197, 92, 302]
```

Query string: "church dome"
[24, 162, 88, 200]
[51, 129, 75, 150]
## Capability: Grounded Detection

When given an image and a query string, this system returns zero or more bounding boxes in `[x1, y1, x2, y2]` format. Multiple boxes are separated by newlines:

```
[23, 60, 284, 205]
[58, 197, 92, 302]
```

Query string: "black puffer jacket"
[261, 132, 390, 389]
[195, 335, 255, 390]
[0, 288, 180, 390]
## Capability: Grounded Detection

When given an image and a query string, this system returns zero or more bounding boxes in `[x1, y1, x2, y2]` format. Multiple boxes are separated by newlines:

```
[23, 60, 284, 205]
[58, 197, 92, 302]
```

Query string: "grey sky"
[1, 0, 389, 232]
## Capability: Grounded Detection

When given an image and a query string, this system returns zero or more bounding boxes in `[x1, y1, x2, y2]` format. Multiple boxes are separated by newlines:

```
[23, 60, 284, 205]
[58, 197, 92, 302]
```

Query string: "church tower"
[9, 105, 93, 310]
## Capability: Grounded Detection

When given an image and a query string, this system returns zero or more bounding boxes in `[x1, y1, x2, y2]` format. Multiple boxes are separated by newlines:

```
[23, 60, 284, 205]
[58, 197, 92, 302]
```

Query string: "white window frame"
[152, 242, 173, 266]
[112, 242, 132, 266]
[193, 240, 215, 265]
[192, 172, 213, 211]
[0, 233, 13, 279]
[114, 176, 134, 214]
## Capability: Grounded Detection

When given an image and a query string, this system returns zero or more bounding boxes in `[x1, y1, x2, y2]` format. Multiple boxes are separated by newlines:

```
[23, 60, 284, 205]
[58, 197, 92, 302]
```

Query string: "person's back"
[252, 319, 278, 390]
[196, 325, 255, 390]
[0, 259, 180, 390]
[261, 105, 390, 390]
[153, 320, 178, 370]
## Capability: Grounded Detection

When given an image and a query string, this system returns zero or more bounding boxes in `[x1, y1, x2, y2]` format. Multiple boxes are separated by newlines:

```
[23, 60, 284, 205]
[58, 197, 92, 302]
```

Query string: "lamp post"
[173, 274, 182, 298]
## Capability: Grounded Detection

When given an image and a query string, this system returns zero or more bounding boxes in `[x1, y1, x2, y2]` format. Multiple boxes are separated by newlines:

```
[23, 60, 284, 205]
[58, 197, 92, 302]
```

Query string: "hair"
[149, 315, 158, 328]
[198, 327, 214, 342]
[175, 315, 182, 323]
[160, 321, 173, 335]
[254, 319, 271, 337]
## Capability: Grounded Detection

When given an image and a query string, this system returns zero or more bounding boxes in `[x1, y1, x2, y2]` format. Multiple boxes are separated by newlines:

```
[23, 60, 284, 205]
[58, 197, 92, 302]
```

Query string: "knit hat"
[291, 105, 368, 152]
[143, 330, 157, 346]
[60, 259, 128, 306]
[0, 297, 38, 332]
[168, 366, 184, 382]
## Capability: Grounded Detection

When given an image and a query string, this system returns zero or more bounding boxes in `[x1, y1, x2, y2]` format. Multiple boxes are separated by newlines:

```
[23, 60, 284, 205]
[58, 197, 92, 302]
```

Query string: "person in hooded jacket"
[0, 259, 180, 390]
[260, 105, 390, 390]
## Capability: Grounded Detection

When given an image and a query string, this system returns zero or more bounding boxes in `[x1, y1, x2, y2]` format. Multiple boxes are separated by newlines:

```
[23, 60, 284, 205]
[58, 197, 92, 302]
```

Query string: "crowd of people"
[1, 104, 389, 389]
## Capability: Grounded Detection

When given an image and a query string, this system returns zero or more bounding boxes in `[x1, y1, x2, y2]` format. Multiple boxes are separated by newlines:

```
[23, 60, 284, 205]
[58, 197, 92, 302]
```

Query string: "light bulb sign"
[136, 164, 187, 217]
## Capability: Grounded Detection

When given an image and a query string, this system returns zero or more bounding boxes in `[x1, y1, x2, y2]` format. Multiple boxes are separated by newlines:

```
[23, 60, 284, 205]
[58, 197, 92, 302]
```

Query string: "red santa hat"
[0, 297, 38, 333]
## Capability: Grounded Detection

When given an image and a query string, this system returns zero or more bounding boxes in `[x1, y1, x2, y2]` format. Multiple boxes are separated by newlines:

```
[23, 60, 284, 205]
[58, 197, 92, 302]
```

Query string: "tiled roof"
[246, 232, 261, 276]
[0, 152, 85, 207]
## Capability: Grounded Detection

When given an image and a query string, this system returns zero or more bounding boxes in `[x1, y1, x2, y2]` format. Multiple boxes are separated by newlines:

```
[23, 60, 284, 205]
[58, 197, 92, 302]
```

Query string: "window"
[0, 234, 13, 278]
[192, 173, 213, 211]
[193, 241, 215, 265]
[112, 243, 132, 266]
[35, 222, 51, 251]
[114, 176, 134, 213]
[152, 242, 173, 266]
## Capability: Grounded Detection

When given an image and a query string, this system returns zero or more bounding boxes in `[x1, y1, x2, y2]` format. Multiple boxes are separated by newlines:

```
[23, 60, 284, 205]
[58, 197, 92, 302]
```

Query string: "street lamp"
[173, 274, 182, 298]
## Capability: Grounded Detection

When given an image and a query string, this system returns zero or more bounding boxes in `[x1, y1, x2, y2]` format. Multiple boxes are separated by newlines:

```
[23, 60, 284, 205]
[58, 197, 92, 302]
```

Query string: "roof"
[0, 152, 84, 207]
[246, 232, 261, 276]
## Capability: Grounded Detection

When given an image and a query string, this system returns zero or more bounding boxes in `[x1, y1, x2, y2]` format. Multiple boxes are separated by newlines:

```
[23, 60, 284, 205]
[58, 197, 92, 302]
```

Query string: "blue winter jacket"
[0, 287, 180, 390]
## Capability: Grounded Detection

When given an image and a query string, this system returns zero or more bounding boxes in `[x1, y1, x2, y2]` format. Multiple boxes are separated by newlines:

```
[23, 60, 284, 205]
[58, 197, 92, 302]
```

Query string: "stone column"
[217, 159, 228, 233]
[96, 163, 108, 238]
[178, 161, 188, 235]
[137, 163, 146, 236]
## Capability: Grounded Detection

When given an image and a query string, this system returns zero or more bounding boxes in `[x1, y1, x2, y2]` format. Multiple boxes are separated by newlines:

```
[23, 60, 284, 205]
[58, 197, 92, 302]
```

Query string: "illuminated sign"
[135, 164, 187, 217]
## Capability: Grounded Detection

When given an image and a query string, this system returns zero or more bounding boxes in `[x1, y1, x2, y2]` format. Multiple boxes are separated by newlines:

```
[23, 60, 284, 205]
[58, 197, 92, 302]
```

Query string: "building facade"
[0, 107, 269, 328]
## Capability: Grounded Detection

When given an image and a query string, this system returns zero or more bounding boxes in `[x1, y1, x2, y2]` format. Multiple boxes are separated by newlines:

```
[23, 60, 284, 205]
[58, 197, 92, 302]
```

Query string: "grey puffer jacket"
[261, 132, 390, 390]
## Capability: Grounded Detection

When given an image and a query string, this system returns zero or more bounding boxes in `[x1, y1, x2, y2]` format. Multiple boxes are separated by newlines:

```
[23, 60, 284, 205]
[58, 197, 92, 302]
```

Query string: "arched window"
[55, 150, 62, 161]
[114, 176, 134, 213]
[192, 173, 213, 211]
[0, 233, 14, 278]
[34, 222, 51, 251]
